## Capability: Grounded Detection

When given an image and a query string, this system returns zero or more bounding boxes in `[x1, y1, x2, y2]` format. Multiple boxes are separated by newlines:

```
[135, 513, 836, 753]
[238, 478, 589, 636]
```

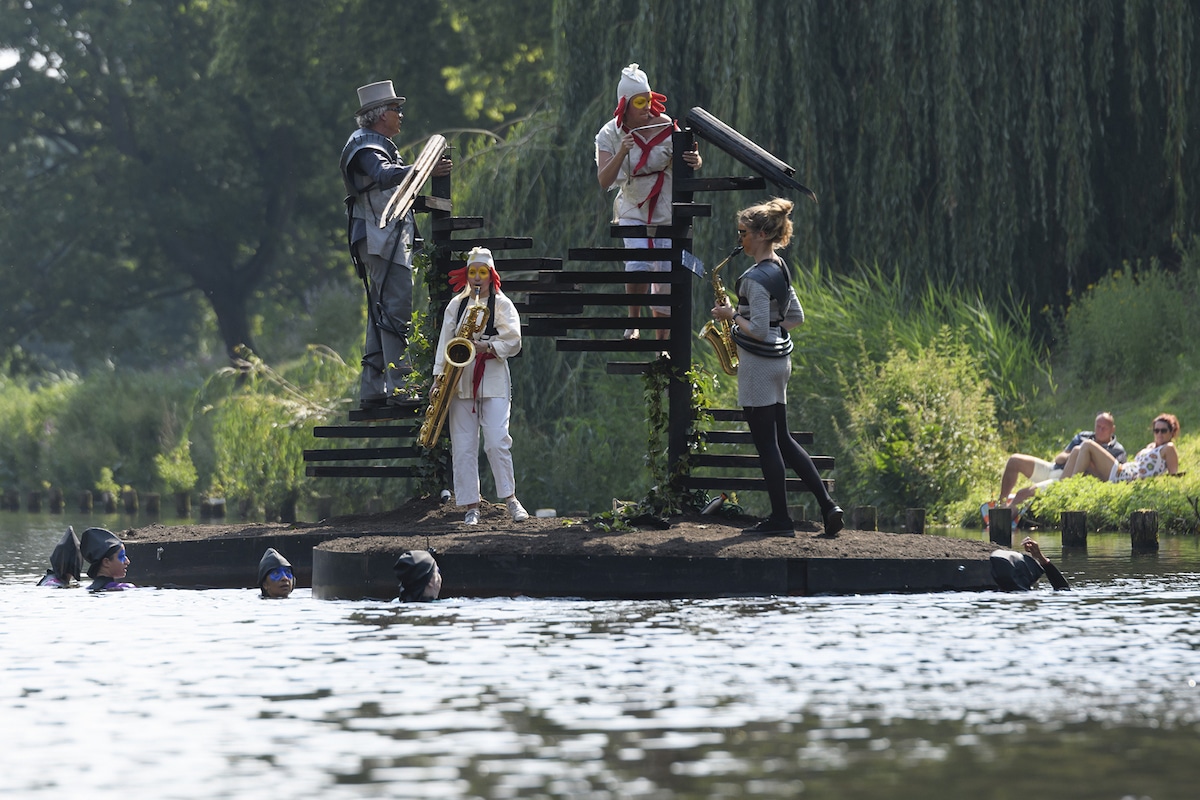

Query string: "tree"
[0, 0, 553, 370]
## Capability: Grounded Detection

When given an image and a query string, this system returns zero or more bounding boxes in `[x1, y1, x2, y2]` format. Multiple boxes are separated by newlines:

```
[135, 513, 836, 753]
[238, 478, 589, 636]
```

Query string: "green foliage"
[837, 328, 1002, 520]
[1063, 253, 1200, 389]
[205, 348, 353, 519]
[1027, 473, 1200, 534]
[154, 440, 199, 495]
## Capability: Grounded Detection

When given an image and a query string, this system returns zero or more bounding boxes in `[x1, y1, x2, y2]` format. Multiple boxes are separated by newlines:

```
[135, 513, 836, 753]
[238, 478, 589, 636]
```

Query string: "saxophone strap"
[733, 259, 794, 358]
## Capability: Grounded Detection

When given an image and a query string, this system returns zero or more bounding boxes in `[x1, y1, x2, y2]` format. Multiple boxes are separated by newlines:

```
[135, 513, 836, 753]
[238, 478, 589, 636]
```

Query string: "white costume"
[433, 286, 522, 507]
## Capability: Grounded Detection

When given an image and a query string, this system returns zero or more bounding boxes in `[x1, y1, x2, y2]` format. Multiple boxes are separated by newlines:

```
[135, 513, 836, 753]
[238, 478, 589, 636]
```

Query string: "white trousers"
[449, 395, 515, 506]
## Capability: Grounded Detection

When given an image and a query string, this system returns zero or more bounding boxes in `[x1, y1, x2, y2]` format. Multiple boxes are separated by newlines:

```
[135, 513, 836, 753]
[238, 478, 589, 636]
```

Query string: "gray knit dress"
[734, 261, 805, 408]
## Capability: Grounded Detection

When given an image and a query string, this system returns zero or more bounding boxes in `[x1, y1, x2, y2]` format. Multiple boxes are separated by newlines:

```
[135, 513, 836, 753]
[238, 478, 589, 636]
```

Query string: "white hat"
[466, 246, 495, 269]
[616, 63, 652, 103]
[356, 80, 406, 115]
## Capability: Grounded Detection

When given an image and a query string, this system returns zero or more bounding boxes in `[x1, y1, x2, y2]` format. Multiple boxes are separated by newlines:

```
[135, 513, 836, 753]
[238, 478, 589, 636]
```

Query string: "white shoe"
[507, 497, 529, 522]
[464, 508, 480, 525]
[623, 328, 640, 340]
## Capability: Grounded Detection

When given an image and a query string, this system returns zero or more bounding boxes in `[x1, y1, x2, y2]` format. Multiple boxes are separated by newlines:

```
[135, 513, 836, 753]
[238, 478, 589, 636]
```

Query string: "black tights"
[744, 404, 833, 521]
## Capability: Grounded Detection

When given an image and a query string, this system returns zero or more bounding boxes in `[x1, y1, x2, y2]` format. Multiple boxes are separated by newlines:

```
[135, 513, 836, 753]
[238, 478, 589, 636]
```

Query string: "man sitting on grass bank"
[994, 412, 1126, 512]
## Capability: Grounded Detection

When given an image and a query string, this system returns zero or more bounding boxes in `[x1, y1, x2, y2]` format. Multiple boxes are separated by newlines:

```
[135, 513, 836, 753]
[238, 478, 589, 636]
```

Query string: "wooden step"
[442, 236, 533, 252]
[700, 430, 814, 445]
[675, 176, 766, 193]
[303, 446, 421, 462]
[692, 453, 834, 469]
[679, 476, 834, 493]
[305, 465, 424, 478]
[314, 424, 420, 439]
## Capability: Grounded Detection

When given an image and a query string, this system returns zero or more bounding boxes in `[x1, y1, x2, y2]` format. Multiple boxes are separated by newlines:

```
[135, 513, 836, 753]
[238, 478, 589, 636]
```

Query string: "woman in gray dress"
[710, 198, 843, 537]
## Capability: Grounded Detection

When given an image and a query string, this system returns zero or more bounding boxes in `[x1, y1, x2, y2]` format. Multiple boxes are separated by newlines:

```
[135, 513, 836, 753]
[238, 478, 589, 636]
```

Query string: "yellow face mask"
[629, 94, 651, 109]
[467, 264, 491, 282]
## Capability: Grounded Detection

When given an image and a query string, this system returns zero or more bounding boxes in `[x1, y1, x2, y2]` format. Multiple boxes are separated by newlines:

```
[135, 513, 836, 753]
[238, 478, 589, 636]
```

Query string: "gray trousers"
[357, 244, 414, 400]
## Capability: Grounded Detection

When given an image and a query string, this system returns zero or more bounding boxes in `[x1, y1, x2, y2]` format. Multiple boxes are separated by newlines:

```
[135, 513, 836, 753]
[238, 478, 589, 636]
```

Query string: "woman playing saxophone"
[432, 247, 529, 525]
[709, 198, 843, 538]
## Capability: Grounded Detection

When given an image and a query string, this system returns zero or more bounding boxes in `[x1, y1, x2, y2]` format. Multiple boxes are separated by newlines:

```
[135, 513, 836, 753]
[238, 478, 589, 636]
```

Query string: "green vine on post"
[639, 358, 715, 516]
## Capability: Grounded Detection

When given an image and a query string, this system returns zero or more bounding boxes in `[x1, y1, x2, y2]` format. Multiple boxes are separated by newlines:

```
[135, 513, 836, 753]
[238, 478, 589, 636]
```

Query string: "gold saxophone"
[417, 286, 491, 448]
[698, 245, 743, 375]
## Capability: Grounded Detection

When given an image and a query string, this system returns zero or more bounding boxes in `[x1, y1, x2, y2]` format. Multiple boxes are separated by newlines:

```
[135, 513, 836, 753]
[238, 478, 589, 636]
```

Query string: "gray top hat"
[356, 80, 406, 115]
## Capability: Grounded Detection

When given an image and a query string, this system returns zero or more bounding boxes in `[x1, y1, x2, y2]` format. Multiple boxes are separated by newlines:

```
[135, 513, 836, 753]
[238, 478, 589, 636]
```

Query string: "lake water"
[3, 511, 1199, 799]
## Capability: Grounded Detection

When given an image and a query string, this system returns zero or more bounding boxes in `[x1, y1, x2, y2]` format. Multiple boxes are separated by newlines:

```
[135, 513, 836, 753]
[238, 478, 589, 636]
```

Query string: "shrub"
[837, 327, 1001, 520]
[1063, 262, 1198, 388]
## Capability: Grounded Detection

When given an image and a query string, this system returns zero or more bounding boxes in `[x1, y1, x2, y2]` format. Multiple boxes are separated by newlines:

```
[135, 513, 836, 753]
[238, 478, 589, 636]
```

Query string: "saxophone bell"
[698, 244, 743, 376]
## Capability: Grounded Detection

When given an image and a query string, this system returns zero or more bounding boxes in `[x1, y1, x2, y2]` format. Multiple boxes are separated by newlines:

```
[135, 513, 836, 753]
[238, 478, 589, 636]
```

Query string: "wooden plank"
[494, 257, 564, 270]
[675, 176, 766, 192]
[685, 107, 817, 202]
[701, 431, 814, 445]
[314, 425, 420, 439]
[431, 216, 485, 232]
[693, 453, 835, 469]
[671, 202, 711, 217]
[527, 318, 671, 335]
[348, 406, 423, 422]
[555, 339, 671, 352]
[306, 465, 423, 479]
[303, 446, 421, 462]
[540, 271, 673, 284]
[567, 247, 673, 261]
[442, 236, 533, 252]
[413, 195, 453, 212]
[609, 223, 693, 238]
[679, 476, 834, 492]
[526, 292, 658, 306]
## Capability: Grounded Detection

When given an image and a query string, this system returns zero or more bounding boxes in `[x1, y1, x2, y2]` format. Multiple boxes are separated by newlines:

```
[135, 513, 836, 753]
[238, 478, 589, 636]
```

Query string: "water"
[3, 513, 1200, 799]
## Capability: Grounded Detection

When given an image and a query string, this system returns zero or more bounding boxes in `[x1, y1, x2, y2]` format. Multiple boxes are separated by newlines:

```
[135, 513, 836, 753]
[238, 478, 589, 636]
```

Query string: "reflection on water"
[3, 515, 1200, 799]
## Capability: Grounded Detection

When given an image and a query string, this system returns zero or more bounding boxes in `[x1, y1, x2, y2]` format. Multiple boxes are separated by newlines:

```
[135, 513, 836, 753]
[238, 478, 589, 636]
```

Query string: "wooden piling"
[851, 505, 877, 531]
[27, 491, 42, 512]
[122, 489, 139, 514]
[102, 491, 117, 514]
[174, 491, 191, 517]
[1130, 509, 1159, 552]
[988, 506, 1013, 546]
[145, 493, 160, 515]
[1060, 510, 1088, 547]
[79, 490, 93, 513]
[904, 508, 926, 535]
[49, 487, 64, 513]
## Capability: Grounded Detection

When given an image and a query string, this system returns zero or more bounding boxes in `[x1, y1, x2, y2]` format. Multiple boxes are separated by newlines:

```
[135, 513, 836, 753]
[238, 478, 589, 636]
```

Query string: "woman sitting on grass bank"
[1060, 413, 1180, 483]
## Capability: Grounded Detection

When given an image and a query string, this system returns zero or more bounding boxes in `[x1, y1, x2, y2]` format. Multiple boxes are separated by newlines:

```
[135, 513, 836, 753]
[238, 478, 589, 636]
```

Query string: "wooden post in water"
[1130, 510, 1159, 552]
[27, 491, 42, 512]
[102, 491, 117, 514]
[175, 491, 191, 518]
[988, 506, 1013, 546]
[1060, 510, 1088, 547]
[905, 508, 926, 534]
[49, 487, 64, 513]
[851, 506, 877, 531]
[122, 489, 139, 514]
[79, 490, 93, 513]
[145, 493, 160, 515]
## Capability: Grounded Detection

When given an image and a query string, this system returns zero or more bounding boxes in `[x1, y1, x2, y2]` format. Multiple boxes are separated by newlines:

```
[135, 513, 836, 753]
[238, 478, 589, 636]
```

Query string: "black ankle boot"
[820, 505, 844, 537]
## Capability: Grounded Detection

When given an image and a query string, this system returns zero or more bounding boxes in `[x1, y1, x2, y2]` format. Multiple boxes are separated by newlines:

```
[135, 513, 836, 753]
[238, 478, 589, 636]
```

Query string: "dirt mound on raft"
[123, 495, 997, 561]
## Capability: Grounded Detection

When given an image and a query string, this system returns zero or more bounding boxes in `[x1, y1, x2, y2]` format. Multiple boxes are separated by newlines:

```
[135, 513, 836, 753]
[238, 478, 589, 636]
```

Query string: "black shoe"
[359, 396, 389, 409]
[820, 505, 844, 538]
[744, 517, 794, 537]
